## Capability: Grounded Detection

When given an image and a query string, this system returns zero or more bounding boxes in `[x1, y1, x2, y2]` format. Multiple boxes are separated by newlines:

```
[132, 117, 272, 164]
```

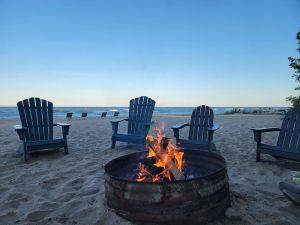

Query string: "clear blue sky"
[0, 0, 299, 107]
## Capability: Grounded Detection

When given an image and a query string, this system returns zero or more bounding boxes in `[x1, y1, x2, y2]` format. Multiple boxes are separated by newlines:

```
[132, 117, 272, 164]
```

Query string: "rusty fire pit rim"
[104, 149, 227, 184]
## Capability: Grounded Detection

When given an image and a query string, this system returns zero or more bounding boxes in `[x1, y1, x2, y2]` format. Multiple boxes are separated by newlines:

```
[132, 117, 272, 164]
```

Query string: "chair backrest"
[66, 112, 72, 118]
[81, 112, 88, 118]
[127, 96, 155, 135]
[17, 97, 54, 142]
[113, 112, 119, 117]
[277, 109, 300, 151]
[188, 105, 214, 142]
[101, 112, 107, 117]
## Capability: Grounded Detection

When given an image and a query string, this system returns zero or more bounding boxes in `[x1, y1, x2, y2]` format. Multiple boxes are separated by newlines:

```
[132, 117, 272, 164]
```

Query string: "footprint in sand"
[2, 140, 11, 145]
[6, 192, 29, 202]
[65, 178, 85, 191]
[55, 192, 76, 202]
[0, 186, 9, 194]
[26, 210, 52, 222]
[40, 177, 65, 189]
[0, 211, 18, 224]
[86, 169, 98, 176]
[79, 186, 99, 197]
[3, 199, 20, 208]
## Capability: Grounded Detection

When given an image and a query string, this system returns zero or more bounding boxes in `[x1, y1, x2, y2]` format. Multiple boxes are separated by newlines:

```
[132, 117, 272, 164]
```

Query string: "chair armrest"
[144, 123, 151, 127]
[13, 125, 26, 140]
[172, 123, 189, 141]
[110, 118, 128, 134]
[55, 123, 71, 137]
[207, 123, 220, 142]
[110, 118, 128, 124]
[56, 123, 71, 127]
[208, 123, 220, 131]
[14, 125, 25, 130]
[172, 123, 190, 130]
[251, 127, 280, 133]
[251, 127, 280, 143]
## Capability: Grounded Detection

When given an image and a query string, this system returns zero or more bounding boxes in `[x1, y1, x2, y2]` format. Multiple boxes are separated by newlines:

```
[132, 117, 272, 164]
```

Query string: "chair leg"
[209, 142, 216, 151]
[64, 145, 69, 154]
[23, 147, 29, 161]
[256, 151, 261, 162]
[111, 140, 116, 149]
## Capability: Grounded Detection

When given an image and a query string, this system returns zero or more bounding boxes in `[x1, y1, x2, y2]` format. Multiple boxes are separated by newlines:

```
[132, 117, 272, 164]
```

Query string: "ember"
[135, 124, 185, 182]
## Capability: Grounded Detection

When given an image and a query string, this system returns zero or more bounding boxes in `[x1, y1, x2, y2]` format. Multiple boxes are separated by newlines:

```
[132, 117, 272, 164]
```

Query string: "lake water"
[0, 106, 287, 120]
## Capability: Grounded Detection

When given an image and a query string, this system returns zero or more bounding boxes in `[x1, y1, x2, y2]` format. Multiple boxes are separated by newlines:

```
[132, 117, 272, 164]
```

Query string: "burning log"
[135, 123, 185, 182]
[147, 139, 185, 180]
[139, 156, 157, 165]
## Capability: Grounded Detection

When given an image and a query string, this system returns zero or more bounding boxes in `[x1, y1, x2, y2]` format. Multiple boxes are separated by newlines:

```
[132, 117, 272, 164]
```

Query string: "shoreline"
[0, 111, 287, 121]
[0, 106, 288, 121]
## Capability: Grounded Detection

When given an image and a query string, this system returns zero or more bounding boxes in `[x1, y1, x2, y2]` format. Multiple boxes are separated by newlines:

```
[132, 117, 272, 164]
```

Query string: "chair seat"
[26, 138, 67, 151]
[177, 139, 209, 150]
[112, 133, 146, 144]
[259, 144, 300, 161]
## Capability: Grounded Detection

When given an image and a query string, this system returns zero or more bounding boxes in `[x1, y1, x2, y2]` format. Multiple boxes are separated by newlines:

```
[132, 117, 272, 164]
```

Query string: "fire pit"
[104, 125, 230, 224]
[105, 152, 230, 225]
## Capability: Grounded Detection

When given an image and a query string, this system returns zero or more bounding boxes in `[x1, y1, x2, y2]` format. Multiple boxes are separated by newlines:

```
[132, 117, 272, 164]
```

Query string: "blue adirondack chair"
[14, 97, 71, 161]
[172, 105, 220, 151]
[81, 112, 88, 119]
[110, 96, 155, 148]
[252, 109, 300, 161]
[101, 112, 107, 118]
[66, 112, 72, 120]
[113, 111, 119, 117]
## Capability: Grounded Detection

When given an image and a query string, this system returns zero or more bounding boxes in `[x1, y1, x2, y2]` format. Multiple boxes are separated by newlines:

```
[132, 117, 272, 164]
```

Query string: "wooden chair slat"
[17, 101, 30, 141]
[128, 99, 135, 134]
[209, 108, 214, 126]
[42, 100, 49, 140]
[129, 97, 139, 134]
[48, 101, 53, 139]
[23, 99, 35, 141]
[201, 106, 210, 141]
[138, 96, 147, 133]
[289, 111, 300, 151]
[277, 113, 290, 147]
[282, 111, 296, 149]
[198, 105, 206, 141]
[35, 98, 44, 140]
[189, 107, 199, 140]
[283, 111, 297, 151]
[29, 97, 40, 141]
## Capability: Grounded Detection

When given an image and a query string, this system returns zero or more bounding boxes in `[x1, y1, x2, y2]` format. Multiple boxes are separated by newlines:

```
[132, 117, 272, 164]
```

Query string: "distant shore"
[0, 106, 288, 120]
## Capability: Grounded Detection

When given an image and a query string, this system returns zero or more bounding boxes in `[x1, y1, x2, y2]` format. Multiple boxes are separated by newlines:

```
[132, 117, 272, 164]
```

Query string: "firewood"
[139, 156, 157, 165]
[147, 139, 185, 180]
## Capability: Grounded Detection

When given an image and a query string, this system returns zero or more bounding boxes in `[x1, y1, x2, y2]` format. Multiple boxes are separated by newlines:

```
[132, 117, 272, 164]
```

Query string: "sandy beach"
[0, 114, 300, 225]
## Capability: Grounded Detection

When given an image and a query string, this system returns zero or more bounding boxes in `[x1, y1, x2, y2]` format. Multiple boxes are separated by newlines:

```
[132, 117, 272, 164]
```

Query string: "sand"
[0, 114, 300, 225]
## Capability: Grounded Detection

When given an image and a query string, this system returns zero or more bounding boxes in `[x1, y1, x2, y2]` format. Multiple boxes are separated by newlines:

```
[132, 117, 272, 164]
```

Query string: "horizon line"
[0, 105, 289, 108]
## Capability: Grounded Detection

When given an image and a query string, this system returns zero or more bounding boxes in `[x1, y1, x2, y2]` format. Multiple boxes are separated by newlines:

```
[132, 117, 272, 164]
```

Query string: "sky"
[0, 0, 299, 107]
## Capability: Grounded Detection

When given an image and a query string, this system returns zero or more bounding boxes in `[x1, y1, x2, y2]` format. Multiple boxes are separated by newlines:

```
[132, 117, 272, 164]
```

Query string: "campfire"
[136, 124, 185, 182]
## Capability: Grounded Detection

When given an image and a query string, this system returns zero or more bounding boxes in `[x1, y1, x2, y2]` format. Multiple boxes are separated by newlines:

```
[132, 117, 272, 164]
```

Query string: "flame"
[135, 123, 184, 182]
